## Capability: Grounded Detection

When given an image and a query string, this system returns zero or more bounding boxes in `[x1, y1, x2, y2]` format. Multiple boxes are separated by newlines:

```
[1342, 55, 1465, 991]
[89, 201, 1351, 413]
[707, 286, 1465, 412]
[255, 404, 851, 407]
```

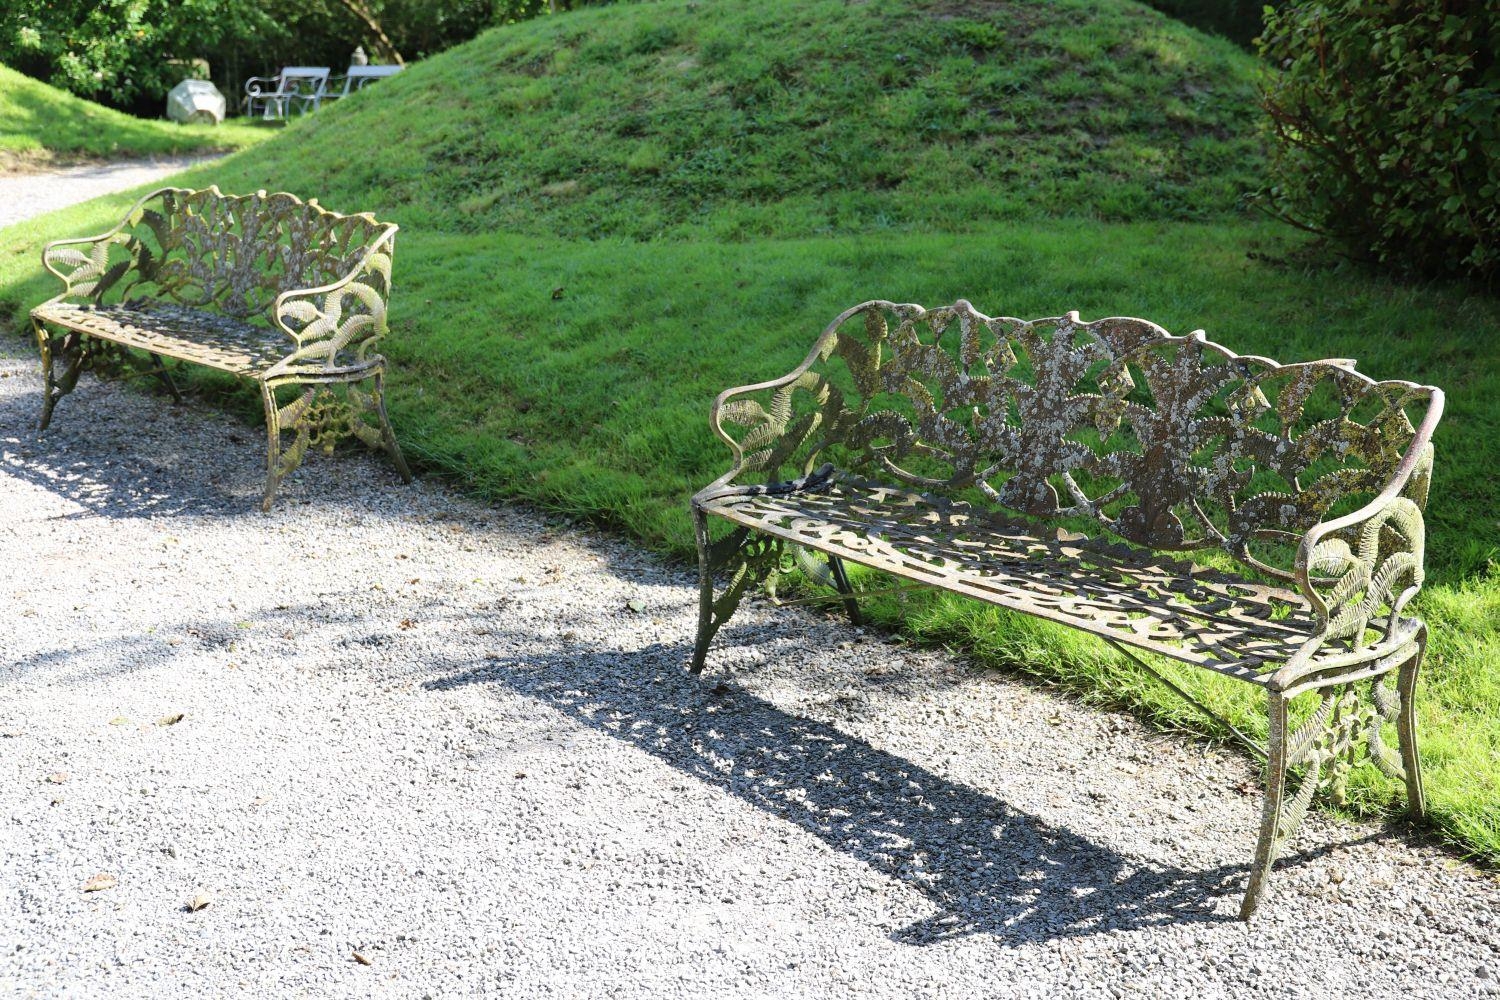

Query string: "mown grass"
[0, 0, 1495, 860]
[0, 63, 268, 168]
[141, 0, 1262, 240]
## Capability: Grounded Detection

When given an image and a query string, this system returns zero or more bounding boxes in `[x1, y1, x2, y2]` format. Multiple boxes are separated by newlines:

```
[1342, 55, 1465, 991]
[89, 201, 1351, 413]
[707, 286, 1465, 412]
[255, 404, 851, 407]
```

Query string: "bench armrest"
[1273, 399, 1441, 691]
[38, 191, 161, 304]
[244, 76, 280, 96]
[701, 301, 904, 498]
[268, 227, 398, 376]
[41, 234, 129, 303]
[704, 369, 824, 494]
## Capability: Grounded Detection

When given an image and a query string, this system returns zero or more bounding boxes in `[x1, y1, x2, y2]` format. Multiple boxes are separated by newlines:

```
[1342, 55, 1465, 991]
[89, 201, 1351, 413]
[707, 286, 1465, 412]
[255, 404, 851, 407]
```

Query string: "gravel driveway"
[0, 156, 215, 228]
[2, 172, 1498, 999]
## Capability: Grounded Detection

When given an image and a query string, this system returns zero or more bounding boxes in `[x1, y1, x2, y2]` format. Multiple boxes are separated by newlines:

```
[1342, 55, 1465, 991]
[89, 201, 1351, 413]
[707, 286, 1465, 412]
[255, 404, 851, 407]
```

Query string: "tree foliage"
[0, 1, 274, 110]
[0, 0, 612, 117]
[1257, 1, 1499, 285]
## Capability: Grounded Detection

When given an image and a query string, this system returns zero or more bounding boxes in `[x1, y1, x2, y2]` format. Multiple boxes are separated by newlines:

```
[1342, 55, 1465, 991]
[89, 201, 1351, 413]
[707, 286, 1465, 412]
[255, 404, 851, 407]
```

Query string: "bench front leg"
[1241, 643, 1423, 919]
[690, 508, 789, 674]
[1396, 624, 1428, 819]
[1242, 690, 1290, 920]
[34, 318, 87, 432]
[259, 372, 411, 511]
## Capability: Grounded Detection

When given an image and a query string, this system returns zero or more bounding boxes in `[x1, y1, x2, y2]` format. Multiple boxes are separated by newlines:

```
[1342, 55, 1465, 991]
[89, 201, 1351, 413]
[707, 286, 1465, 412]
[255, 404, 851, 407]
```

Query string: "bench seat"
[699, 473, 1332, 684]
[33, 302, 289, 377]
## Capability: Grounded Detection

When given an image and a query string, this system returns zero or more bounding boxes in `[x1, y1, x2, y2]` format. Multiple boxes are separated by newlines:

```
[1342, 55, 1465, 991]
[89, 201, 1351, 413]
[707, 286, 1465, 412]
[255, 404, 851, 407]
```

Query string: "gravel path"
[0, 156, 217, 228]
[3, 172, 1499, 999]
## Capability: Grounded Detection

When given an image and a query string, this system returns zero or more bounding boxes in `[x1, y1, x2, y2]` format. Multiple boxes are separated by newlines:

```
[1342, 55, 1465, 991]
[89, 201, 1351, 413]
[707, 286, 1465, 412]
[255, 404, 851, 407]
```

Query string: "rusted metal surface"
[690, 299, 1443, 919]
[31, 186, 411, 509]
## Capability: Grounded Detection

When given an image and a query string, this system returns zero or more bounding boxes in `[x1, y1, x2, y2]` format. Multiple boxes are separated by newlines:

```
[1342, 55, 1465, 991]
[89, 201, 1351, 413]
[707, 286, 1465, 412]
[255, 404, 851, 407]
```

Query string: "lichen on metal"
[31, 185, 411, 510]
[689, 298, 1443, 919]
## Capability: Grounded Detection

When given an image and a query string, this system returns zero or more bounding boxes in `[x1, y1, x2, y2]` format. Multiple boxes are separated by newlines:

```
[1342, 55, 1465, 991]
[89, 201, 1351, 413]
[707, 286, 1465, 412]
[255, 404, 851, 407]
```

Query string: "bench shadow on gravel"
[0, 369, 330, 518]
[6, 582, 1373, 944]
[421, 630, 1335, 946]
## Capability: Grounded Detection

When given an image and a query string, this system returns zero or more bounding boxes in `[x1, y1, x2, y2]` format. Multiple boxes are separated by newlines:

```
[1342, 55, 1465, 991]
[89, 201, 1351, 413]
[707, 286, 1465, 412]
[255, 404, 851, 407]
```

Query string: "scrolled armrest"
[40, 230, 136, 304]
[244, 76, 277, 96]
[1297, 492, 1426, 634]
[1272, 441, 1435, 691]
[268, 233, 396, 377]
[705, 368, 829, 489]
[700, 301, 900, 495]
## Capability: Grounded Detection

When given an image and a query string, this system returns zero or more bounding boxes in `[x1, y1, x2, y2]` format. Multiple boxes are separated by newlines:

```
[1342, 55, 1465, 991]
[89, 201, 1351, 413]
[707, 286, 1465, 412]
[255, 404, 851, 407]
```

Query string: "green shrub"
[1256, 1, 1499, 285]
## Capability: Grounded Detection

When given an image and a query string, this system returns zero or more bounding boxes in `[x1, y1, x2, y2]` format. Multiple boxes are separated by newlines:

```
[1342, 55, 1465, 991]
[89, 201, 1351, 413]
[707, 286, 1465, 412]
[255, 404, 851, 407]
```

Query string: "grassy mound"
[0, 63, 267, 167]
[201, 0, 1262, 239]
[1, 0, 1496, 860]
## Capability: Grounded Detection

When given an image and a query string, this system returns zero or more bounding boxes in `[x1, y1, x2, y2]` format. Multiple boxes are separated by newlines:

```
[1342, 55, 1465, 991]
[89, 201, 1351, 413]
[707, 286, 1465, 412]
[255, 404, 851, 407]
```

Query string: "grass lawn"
[0, 63, 269, 168]
[0, 0, 1495, 860]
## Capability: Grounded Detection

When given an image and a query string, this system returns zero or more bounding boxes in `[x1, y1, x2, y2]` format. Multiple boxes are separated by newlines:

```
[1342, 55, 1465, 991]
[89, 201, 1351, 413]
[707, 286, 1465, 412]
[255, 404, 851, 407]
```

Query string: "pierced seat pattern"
[701, 475, 1329, 683]
[32, 302, 289, 377]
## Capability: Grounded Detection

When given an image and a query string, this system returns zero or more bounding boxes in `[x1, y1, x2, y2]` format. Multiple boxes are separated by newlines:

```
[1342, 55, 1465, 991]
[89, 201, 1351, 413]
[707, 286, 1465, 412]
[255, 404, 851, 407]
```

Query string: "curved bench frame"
[689, 299, 1443, 919]
[31, 186, 411, 510]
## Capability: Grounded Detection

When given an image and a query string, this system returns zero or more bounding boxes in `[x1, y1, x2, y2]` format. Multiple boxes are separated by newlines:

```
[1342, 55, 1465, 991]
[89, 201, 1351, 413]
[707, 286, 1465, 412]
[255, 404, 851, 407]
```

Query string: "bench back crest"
[720, 300, 1439, 579]
[102, 187, 393, 322]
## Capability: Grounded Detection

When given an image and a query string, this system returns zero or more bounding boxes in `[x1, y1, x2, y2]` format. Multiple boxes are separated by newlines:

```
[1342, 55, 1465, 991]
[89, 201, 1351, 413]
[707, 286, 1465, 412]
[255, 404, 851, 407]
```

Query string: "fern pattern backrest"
[109, 188, 389, 322]
[724, 300, 1438, 580]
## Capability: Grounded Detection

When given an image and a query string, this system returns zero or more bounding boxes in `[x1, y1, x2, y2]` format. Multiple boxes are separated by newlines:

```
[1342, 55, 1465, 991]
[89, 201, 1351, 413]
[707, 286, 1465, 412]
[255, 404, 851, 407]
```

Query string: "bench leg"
[259, 375, 411, 511]
[34, 320, 87, 433]
[371, 371, 412, 484]
[826, 554, 863, 627]
[260, 382, 292, 511]
[689, 509, 787, 674]
[151, 356, 184, 404]
[1241, 690, 1289, 920]
[690, 507, 718, 674]
[1396, 625, 1428, 819]
[1240, 658, 1421, 919]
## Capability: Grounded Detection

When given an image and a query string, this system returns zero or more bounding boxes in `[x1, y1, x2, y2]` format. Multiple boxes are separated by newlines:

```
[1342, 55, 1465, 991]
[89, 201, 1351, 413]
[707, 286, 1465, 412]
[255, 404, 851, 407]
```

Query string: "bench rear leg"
[1397, 625, 1428, 818]
[371, 371, 412, 483]
[826, 554, 863, 627]
[1241, 690, 1289, 920]
[151, 355, 184, 404]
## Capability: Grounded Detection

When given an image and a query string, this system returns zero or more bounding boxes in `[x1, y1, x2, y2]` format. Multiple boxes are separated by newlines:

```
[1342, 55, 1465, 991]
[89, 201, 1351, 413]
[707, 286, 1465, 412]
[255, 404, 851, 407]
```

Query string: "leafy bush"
[1256, 1, 1499, 285]
[0, 0, 605, 118]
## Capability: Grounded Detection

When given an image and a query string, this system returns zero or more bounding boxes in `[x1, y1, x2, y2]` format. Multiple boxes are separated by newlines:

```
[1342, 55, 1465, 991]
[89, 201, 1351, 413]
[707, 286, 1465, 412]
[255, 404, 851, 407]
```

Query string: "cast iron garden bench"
[31, 185, 411, 510]
[689, 299, 1442, 919]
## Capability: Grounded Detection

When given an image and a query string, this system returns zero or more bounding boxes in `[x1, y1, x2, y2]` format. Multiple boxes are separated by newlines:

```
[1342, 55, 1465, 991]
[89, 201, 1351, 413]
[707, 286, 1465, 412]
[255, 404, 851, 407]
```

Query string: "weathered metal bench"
[31, 186, 411, 510]
[689, 299, 1442, 919]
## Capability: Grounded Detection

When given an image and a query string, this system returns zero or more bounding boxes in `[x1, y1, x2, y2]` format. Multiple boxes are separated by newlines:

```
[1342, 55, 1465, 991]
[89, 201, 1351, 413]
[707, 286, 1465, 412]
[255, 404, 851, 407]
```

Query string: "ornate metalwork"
[1243, 629, 1426, 919]
[690, 299, 1443, 919]
[30, 186, 411, 510]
